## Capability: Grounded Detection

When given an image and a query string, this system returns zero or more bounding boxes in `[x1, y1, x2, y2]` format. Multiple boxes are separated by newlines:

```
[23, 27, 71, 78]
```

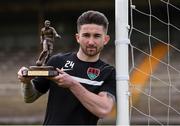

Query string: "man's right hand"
[56, 34, 61, 39]
[17, 67, 33, 84]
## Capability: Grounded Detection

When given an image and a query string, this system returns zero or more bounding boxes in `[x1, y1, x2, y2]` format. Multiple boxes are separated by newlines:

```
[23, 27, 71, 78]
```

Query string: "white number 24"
[64, 60, 75, 69]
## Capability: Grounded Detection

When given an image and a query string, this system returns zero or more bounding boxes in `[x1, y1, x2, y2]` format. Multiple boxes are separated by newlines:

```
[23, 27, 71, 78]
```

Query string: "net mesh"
[129, 0, 180, 125]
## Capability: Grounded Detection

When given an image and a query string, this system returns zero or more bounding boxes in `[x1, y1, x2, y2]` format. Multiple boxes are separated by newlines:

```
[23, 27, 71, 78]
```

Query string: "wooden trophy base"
[22, 66, 58, 77]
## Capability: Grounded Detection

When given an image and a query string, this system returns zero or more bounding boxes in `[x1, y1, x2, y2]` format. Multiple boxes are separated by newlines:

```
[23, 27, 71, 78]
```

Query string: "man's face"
[45, 22, 50, 28]
[76, 24, 110, 57]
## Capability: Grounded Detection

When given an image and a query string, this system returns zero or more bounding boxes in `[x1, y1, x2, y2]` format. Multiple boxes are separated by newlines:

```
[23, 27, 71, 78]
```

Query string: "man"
[18, 10, 116, 125]
[36, 20, 61, 66]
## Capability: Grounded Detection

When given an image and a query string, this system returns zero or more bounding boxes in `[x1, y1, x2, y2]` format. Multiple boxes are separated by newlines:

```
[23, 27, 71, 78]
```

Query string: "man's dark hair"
[77, 10, 109, 33]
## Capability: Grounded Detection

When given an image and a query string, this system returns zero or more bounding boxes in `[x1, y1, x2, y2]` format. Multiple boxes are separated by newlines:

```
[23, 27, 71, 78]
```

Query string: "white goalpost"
[115, 0, 130, 125]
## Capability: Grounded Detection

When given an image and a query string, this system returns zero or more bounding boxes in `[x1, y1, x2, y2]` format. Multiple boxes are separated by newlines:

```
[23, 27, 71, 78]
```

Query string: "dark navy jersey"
[33, 52, 116, 125]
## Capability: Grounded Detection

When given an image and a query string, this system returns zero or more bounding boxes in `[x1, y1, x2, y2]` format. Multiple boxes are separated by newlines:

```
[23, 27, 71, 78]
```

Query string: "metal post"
[115, 0, 130, 125]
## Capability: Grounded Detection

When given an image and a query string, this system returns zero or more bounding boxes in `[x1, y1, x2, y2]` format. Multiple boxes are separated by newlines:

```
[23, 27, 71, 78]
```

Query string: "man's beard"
[81, 45, 103, 57]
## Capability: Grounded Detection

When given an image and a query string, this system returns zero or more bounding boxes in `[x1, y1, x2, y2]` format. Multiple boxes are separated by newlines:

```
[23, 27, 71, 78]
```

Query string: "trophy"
[22, 20, 61, 77]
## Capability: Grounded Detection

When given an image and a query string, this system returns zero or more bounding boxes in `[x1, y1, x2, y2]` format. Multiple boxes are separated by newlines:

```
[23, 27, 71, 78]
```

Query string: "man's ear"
[104, 35, 110, 45]
[75, 33, 80, 43]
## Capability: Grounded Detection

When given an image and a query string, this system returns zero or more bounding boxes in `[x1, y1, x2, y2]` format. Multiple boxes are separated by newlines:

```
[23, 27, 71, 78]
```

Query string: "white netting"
[129, 0, 180, 125]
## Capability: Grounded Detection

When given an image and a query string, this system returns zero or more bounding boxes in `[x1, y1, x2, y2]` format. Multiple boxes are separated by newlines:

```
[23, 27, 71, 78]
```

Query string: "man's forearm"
[21, 81, 42, 103]
[69, 82, 114, 118]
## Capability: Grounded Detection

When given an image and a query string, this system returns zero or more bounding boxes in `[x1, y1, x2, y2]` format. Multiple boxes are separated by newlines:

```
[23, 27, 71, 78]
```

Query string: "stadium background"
[0, 0, 179, 124]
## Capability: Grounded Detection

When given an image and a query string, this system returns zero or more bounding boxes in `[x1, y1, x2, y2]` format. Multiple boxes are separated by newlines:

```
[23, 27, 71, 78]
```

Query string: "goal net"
[129, 0, 180, 125]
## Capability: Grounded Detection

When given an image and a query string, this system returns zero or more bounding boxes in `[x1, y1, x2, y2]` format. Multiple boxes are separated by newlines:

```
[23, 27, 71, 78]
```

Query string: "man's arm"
[21, 81, 43, 103]
[70, 83, 114, 118]
[40, 29, 44, 44]
[18, 67, 43, 103]
[50, 68, 115, 118]
[51, 27, 61, 38]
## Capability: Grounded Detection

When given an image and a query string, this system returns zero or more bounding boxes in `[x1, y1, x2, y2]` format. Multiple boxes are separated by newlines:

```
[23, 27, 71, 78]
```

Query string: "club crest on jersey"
[87, 67, 100, 80]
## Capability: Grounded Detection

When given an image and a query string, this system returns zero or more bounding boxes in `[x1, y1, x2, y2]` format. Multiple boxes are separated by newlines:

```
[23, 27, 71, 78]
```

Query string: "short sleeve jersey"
[33, 52, 116, 125]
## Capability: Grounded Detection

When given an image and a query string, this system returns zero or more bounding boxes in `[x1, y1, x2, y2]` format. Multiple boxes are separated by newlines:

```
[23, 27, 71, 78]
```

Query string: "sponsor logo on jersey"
[87, 67, 100, 80]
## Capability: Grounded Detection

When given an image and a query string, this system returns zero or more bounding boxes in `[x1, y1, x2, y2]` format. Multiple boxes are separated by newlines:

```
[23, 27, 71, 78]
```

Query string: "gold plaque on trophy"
[22, 66, 58, 77]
